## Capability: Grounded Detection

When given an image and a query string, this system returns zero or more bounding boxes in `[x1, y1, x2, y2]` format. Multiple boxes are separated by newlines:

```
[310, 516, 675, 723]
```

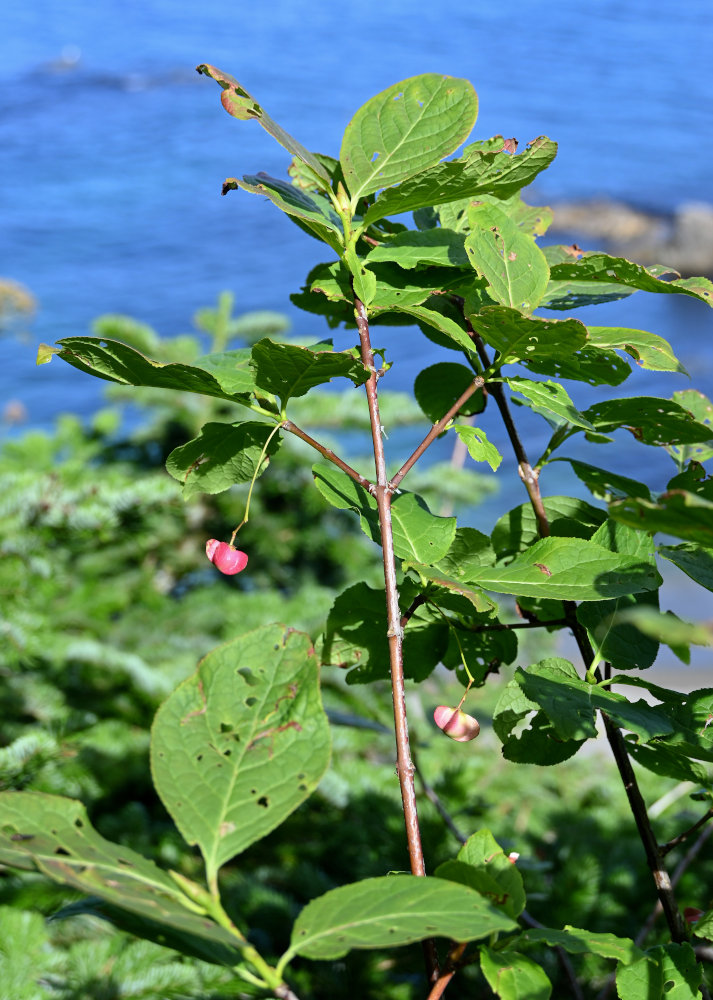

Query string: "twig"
[353, 291, 439, 985]
[390, 376, 484, 491]
[660, 808, 713, 857]
[281, 419, 374, 493]
[425, 942, 467, 1000]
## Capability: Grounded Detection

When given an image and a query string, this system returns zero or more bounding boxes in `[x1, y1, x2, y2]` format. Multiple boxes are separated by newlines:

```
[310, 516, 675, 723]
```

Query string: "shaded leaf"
[616, 943, 701, 1000]
[480, 948, 552, 1000]
[582, 397, 713, 447]
[312, 463, 456, 563]
[286, 875, 515, 961]
[659, 542, 713, 592]
[224, 174, 343, 253]
[340, 74, 478, 202]
[558, 458, 652, 502]
[166, 421, 281, 499]
[522, 926, 643, 964]
[668, 389, 713, 466]
[413, 362, 485, 423]
[320, 581, 449, 684]
[626, 742, 710, 785]
[491, 495, 607, 559]
[0, 792, 244, 964]
[151, 626, 330, 881]
[610, 490, 713, 545]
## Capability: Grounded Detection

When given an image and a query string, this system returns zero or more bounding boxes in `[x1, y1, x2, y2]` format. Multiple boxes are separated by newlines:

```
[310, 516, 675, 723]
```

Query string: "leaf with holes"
[150, 626, 330, 883]
[465, 203, 550, 313]
[582, 397, 713, 446]
[587, 326, 687, 375]
[548, 253, 713, 309]
[340, 74, 478, 203]
[363, 136, 557, 226]
[284, 875, 515, 962]
[0, 792, 244, 965]
[615, 943, 701, 999]
[454, 424, 503, 470]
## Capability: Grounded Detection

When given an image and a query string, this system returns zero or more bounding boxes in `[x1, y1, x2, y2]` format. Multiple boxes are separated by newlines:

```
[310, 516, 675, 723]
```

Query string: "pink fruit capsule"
[205, 539, 248, 575]
[433, 705, 480, 742]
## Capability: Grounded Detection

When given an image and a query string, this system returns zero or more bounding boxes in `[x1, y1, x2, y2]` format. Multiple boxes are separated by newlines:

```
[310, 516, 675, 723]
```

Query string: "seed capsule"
[205, 539, 248, 575]
[433, 705, 480, 742]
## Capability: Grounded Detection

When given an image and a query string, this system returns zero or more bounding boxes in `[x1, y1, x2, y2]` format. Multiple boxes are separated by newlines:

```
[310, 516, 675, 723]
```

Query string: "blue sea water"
[2, 0, 713, 672]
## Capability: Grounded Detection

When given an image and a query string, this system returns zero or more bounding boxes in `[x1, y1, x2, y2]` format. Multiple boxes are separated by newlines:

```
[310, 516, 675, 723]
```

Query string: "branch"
[390, 376, 484, 491]
[465, 315, 687, 944]
[425, 942, 467, 1000]
[353, 291, 439, 985]
[281, 420, 374, 493]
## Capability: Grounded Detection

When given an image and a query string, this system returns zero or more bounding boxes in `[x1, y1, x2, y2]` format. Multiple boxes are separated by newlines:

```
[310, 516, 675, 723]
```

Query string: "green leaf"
[403, 562, 497, 616]
[668, 390, 713, 466]
[582, 397, 713, 447]
[312, 463, 456, 563]
[465, 203, 550, 313]
[616, 943, 701, 1000]
[413, 363, 485, 424]
[365, 229, 470, 270]
[576, 520, 660, 671]
[540, 279, 635, 311]
[559, 458, 652, 502]
[340, 74, 478, 202]
[453, 829, 526, 918]
[491, 495, 607, 559]
[480, 948, 552, 1000]
[506, 377, 596, 431]
[610, 490, 713, 545]
[196, 65, 330, 184]
[363, 135, 557, 226]
[626, 742, 710, 785]
[437, 526, 496, 577]
[466, 536, 661, 601]
[0, 792, 244, 965]
[251, 339, 368, 403]
[166, 421, 281, 499]
[454, 424, 503, 470]
[522, 925, 643, 964]
[587, 326, 688, 375]
[151, 626, 330, 881]
[402, 299, 479, 354]
[192, 349, 258, 395]
[659, 542, 713, 592]
[223, 174, 343, 253]
[510, 659, 672, 743]
[286, 875, 515, 961]
[0, 907, 53, 1000]
[548, 252, 713, 309]
[320, 581, 449, 683]
[473, 307, 587, 366]
[615, 606, 713, 649]
[613, 680, 713, 764]
[50, 337, 253, 403]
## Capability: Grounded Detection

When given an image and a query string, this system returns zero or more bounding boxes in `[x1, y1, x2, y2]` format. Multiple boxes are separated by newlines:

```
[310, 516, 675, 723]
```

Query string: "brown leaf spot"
[508, 251, 517, 261]
[220, 821, 236, 837]
[564, 244, 584, 259]
[502, 137, 518, 154]
[534, 563, 552, 577]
